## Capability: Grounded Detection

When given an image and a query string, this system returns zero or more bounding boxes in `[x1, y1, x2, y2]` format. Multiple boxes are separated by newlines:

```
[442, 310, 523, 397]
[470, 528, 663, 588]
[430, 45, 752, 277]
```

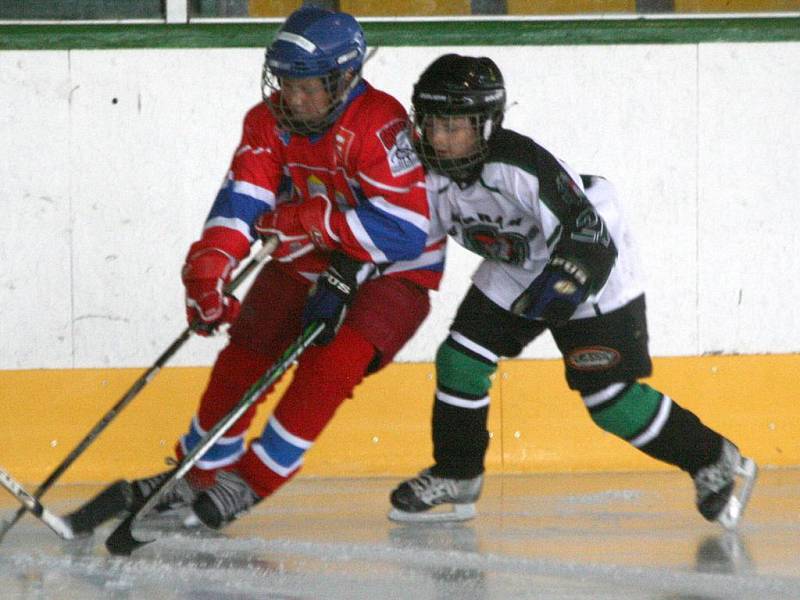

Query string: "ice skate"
[130, 468, 201, 515]
[66, 480, 134, 535]
[191, 471, 262, 530]
[693, 439, 758, 530]
[388, 468, 482, 523]
[66, 468, 202, 535]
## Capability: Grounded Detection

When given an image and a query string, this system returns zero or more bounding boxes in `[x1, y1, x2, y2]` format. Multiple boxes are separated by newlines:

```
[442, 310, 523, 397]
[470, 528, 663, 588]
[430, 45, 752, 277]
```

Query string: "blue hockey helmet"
[262, 7, 367, 135]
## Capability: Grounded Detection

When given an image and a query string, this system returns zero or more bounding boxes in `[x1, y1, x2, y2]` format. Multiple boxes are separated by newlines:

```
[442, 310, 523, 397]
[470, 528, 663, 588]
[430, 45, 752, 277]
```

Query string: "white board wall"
[1, 42, 799, 369]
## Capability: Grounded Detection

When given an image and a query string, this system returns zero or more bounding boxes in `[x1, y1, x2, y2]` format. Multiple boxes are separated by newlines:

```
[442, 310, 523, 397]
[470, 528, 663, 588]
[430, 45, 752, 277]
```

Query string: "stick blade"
[0, 508, 25, 543]
[105, 514, 153, 556]
[67, 480, 134, 535]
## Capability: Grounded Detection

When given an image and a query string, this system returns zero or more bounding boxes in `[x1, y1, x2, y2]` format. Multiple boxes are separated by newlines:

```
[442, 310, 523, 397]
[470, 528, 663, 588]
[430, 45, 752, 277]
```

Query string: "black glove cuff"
[328, 251, 365, 280]
[320, 252, 374, 302]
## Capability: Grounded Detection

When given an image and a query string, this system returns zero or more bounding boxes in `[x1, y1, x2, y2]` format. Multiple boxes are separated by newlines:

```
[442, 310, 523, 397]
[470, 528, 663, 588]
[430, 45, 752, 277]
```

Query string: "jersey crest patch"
[461, 224, 529, 264]
[377, 119, 420, 178]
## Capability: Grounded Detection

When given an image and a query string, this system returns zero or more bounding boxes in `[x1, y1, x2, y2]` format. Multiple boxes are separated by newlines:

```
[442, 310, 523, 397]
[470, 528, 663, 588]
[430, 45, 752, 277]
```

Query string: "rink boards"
[2, 21, 799, 485]
[1, 353, 796, 484]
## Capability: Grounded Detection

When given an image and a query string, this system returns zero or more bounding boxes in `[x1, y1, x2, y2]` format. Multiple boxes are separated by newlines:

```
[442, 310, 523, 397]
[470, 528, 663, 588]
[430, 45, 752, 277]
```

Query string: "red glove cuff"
[189, 226, 251, 263]
[297, 195, 339, 251]
[181, 226, 248, 332]
[254, 195, 339, 261]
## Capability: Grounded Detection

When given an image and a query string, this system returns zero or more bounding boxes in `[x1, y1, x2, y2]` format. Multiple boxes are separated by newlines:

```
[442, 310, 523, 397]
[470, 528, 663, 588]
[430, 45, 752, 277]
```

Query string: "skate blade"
[182, 512, 201, 528]
[133, 507, 197, 532]
[718, 457, 758, 531]
[388, 502, 476, 523]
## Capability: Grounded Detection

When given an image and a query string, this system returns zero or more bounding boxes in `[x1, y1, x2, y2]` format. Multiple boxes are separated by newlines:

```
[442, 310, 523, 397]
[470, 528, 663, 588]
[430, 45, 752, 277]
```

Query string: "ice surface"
[1, 470, 799, 599]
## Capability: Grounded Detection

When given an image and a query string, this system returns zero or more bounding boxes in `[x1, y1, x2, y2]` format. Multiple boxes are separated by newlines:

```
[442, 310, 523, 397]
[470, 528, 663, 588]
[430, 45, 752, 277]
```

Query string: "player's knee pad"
[432, 334, 495, 476]
[273, 325, 376, 440]
[436, 333, 498, 401]
[581, 381, 666, 443]
[291, 324, 375, 395]
[248, 332, 374, 495]
[196, 342, 275, 436]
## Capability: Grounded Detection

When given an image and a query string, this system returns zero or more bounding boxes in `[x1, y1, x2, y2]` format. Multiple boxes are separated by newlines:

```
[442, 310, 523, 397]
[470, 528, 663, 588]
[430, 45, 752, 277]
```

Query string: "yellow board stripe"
[1, 354, 796, 483]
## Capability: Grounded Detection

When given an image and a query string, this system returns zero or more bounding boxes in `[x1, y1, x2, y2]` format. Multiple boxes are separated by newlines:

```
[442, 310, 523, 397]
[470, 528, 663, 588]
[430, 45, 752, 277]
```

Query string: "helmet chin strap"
[343, 70, 362, 98]
[429, 152, 484, 187]
[318, 67, 362, 130]
[482, 117, 494, 141]
[333, 68, 362, 109]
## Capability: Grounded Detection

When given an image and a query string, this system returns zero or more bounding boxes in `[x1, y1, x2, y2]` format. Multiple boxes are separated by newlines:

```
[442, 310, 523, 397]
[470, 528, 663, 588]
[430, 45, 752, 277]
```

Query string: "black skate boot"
[66, 480, 135, 535]
[191, 471, 262, 530]
[694, 439, 758, 530]
[66, 468, 202, 535]
[389, 467, 482, 523]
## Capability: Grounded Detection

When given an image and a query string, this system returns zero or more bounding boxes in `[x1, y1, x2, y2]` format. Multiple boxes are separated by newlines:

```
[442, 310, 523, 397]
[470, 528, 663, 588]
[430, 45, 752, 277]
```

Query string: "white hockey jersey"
[427, 129, 644, 320]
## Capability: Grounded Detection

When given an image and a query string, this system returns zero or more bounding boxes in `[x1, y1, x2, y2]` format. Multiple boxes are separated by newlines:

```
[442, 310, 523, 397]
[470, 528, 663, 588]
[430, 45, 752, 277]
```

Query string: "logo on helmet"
[337, 50, 360, 65]
[418, 93, 448, 101]
[484, 90, 505, 102]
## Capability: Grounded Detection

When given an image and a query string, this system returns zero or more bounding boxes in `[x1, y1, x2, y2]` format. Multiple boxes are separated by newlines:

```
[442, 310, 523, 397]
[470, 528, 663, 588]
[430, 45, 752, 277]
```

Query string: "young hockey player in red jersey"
[388, 54, 757, 529]
[69, 7, 443, 532]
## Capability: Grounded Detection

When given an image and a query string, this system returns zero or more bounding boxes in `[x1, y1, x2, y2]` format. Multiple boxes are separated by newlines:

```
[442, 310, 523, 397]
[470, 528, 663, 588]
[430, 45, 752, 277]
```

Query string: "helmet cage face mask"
[262, 63, 359, 136]
[411, 109, 501, 183]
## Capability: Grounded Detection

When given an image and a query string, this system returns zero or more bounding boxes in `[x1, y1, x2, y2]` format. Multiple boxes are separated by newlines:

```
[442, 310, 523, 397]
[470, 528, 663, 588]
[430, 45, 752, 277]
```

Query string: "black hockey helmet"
[411, 54, 506, 183]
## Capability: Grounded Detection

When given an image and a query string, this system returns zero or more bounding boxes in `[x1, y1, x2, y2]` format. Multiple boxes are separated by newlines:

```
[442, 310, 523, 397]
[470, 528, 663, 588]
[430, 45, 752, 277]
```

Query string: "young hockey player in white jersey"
[388, 54, 757, 529]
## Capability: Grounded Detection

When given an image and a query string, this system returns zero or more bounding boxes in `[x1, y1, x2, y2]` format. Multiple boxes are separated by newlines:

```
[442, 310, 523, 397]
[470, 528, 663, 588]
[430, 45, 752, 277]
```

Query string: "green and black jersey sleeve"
[487, 129, 618, 293]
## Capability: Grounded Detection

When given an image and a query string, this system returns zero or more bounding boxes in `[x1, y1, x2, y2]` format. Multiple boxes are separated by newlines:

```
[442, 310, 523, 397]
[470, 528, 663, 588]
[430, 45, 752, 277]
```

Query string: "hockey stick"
[0, 237, 278, 542]
[0, 467, 74, 540]
[105, 321, 325, 556]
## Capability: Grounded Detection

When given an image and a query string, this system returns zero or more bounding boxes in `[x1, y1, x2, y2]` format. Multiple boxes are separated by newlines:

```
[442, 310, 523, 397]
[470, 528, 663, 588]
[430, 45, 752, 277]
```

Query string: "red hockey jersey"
[201, 81, 445, 290]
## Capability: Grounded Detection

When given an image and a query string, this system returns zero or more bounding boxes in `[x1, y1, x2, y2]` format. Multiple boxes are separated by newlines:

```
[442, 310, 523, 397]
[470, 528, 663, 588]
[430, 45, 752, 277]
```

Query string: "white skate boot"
[191, 471, 262, 530]
[389, 468, 482, 523]
[694, 439, 758, 530]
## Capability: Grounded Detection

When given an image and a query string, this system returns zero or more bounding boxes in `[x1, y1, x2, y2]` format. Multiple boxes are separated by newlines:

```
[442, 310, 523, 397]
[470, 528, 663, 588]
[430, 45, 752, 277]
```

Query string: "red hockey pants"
[178, 261, 430, 498]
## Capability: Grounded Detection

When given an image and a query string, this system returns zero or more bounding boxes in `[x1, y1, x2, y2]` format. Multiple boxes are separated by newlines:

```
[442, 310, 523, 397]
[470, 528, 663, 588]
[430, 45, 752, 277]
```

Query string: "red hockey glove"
[181, 242, 241, 335]
[254, 195, 338, 262]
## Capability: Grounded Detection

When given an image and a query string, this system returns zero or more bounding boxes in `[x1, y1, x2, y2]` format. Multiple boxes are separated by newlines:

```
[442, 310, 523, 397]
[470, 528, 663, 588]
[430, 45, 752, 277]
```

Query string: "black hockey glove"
[512, 181, 619, 327]
[511, 255, 591, 327]
[302, 252, 374, 346]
